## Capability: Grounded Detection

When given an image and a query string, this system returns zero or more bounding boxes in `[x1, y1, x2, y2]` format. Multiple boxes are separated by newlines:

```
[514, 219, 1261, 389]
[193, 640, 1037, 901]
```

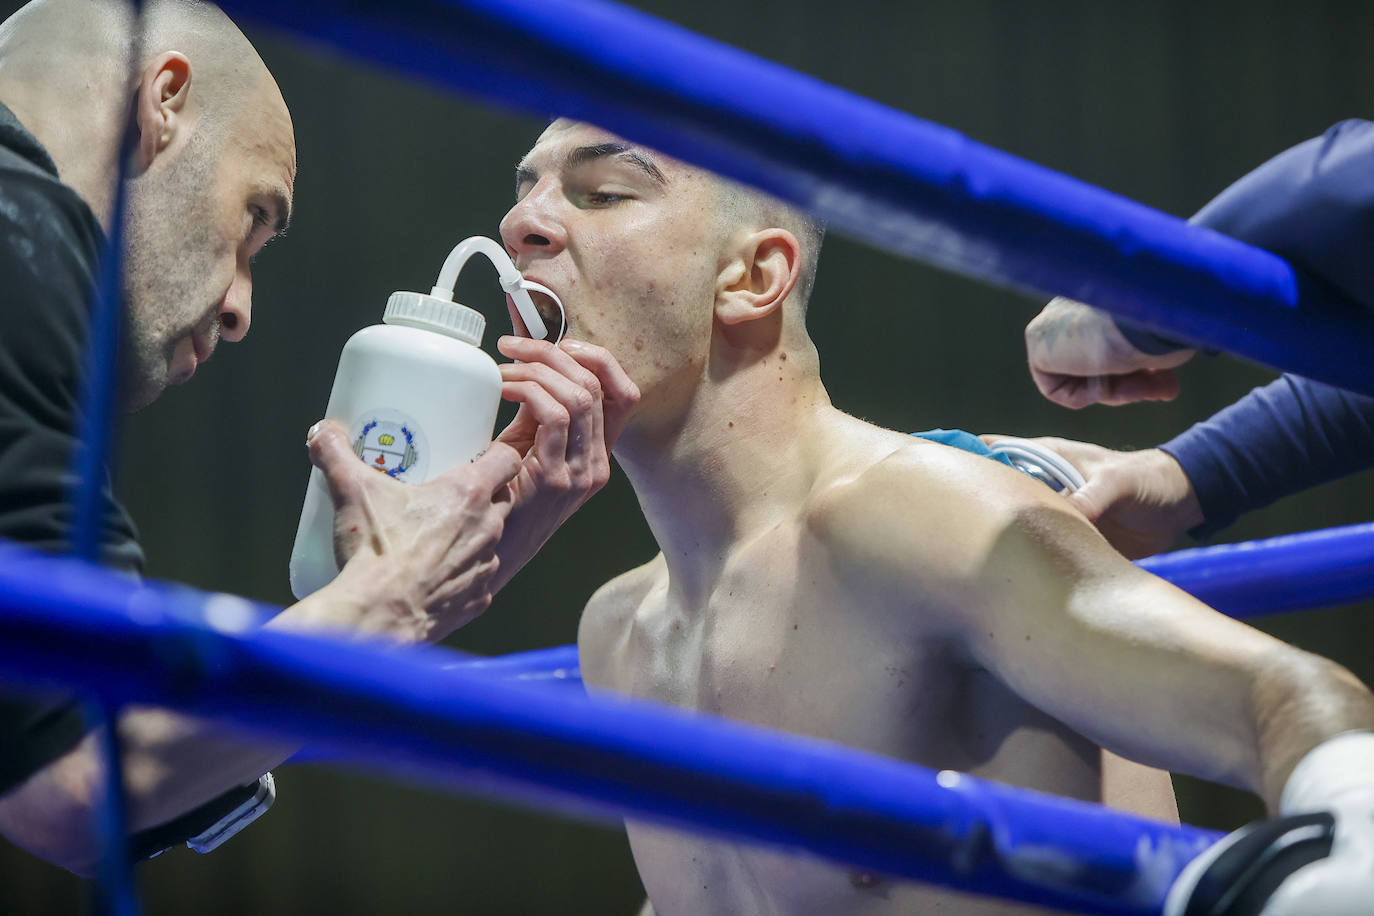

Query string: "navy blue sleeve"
[1128, 120, 1374, 533]
[1160, 375, 1374, 537]
[1190, 120, 1374, 306]
[1117, 119, 1374, 353]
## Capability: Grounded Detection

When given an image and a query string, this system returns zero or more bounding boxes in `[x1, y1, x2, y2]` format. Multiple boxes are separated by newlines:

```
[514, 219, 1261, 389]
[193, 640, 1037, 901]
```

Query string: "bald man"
[0, 1, 635, 873]
[501, 120, 1374, 914]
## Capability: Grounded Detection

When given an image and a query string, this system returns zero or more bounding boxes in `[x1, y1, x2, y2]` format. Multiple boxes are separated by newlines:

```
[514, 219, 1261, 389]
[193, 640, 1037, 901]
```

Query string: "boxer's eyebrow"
[515, 142, 668, 197]
[564, 143, 667, 185]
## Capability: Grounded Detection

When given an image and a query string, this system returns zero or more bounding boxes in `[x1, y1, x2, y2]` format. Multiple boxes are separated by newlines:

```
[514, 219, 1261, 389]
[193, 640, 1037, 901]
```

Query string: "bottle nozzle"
[431, 236, 561, 341]
[500, 277, 566, 344]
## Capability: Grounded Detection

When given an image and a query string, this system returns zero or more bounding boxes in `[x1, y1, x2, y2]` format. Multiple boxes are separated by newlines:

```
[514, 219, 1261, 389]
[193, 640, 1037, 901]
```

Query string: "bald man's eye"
[250, 206, 272, 230]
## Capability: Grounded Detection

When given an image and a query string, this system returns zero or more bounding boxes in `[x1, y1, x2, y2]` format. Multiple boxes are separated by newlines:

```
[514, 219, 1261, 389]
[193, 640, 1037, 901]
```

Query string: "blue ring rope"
[4, 518, 1370, 909]
[220, 0, 1374, 396]
[0, 544, 1220, 916]
[32, 0, 1374, 910]
[67, 1, 144, 909]
[1140, 522, 1374, 619]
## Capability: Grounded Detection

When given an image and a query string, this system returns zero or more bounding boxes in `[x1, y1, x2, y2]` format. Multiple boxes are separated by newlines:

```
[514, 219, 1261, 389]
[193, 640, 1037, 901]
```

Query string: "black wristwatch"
[131, 773, 275, 860]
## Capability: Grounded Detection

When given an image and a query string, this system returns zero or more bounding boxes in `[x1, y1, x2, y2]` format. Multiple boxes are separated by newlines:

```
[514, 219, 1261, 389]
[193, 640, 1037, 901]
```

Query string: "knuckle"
[467, 588, 494, 615]
[571, 340, 609, 361]
[452, 479, 482, 504]
[570, 387, 596, 413]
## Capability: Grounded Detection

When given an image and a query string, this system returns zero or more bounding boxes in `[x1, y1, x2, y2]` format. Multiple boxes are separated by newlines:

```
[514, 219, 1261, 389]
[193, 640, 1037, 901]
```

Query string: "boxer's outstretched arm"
[966, 503, 1373, 810]
[826, 445, 1374, 811]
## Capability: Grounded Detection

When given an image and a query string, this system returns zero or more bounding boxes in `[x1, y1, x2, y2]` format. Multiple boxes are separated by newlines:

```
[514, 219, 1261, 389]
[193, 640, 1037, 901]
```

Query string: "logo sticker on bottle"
[350, 409, 430, 481]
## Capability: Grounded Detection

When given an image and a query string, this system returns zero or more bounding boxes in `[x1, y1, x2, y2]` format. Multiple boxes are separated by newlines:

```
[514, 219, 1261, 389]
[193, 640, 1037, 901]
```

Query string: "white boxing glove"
[1164, 730, 1374, 916]
[1262, 731, 1374, 915]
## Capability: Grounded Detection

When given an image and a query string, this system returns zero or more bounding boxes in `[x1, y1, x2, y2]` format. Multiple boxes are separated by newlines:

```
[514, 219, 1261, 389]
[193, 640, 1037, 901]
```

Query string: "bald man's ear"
[715, 228, 801, 327]
[130, 52, 192, 173]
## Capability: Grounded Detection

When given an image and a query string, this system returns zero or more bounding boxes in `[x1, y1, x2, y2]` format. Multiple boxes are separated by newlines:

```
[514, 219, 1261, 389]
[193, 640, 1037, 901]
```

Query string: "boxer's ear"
[130, 52, 192, 173]
[715, 228, 800, 327]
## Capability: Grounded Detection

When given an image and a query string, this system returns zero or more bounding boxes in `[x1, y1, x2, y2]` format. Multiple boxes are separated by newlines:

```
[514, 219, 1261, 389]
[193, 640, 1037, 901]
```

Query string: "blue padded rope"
[221, 0, 1374, 396]
[66, 3, 143, 909]
[443, 644, 582, 687]
[84, 701, 138, 916]
[1140, 522, 1374, 619]
[0, 545, 1219, 916]
[75, 161, 141, 915]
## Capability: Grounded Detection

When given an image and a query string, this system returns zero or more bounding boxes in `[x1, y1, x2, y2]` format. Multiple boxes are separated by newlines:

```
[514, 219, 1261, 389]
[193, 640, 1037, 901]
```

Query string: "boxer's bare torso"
[580, 412, 1177, 916]
[506, 119, 1374, 916]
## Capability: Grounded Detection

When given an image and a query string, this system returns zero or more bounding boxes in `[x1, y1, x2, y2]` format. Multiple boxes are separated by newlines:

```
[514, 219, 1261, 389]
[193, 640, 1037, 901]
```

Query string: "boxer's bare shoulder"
[578, 554, 667, 689]
[806, 425, 1090, 629]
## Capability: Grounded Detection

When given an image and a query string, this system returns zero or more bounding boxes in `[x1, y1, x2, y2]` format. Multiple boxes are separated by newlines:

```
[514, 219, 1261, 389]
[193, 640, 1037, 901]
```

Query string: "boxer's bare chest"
[599, 522, 1092, 915]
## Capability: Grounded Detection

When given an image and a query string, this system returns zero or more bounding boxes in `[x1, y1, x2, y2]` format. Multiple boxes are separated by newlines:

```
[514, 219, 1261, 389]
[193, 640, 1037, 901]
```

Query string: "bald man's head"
[140, 0, 279, 142]
[0, 0, 278, 148]
[0, 0, 296, 410]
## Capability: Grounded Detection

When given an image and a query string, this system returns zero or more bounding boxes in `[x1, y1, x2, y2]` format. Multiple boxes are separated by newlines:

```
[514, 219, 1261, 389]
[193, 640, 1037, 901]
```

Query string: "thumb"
[1065, 477, 1114, 523]
[464, 441, 524, 495]
[979, 433, 1006, 447]
[307, 419, 366, 510]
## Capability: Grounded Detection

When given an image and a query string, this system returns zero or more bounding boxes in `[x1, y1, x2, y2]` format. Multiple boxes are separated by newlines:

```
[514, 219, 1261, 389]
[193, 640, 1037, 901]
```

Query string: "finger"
[499, 336, 603, 398]
[1065, 478, 1112, 523]
[464, 440, 524, 494]
[501, 359, 599, 421]
[501, 337, 606, 464]
[1099, 369, 1181, 405]
[501, 379, 572, 473]
[1030, 366, 1073, 406]
[500, 361, 597, 469]
[1032, 368, 1099, 410]
[1030, 437, 1099, 467]
[979, 433, 1006, 446]
[307, 419, 368, 510]
[558, 338, 638, 405]
[559, 338, 640, 444]
[495, 402, 539, 455]
[430, 444, 519, 528]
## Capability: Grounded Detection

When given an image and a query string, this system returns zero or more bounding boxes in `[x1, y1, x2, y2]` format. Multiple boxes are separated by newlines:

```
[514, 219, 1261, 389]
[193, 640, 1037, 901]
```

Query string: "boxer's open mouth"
[528, 289, 563, 342]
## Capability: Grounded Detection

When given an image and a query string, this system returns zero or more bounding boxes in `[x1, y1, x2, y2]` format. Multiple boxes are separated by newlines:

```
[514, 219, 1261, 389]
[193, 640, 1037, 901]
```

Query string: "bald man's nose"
[219, 268, 252, 343]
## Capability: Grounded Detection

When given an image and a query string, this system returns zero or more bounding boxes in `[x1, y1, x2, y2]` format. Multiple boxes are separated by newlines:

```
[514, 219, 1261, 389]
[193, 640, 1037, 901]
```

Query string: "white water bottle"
[288, 290, 502, 599]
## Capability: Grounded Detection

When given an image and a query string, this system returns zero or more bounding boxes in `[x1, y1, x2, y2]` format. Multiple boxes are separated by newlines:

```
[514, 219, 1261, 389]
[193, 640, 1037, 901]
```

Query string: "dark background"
[4, 0, 1374, 912]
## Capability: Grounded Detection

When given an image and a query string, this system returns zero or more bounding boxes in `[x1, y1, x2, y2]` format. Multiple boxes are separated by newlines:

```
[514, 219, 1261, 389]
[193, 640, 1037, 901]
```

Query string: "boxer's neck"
[616, 344, 835, 607]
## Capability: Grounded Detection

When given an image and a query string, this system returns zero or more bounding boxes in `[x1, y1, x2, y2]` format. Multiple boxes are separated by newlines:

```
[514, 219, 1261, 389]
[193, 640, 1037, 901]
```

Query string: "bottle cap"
[383, 291, 486, 345]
